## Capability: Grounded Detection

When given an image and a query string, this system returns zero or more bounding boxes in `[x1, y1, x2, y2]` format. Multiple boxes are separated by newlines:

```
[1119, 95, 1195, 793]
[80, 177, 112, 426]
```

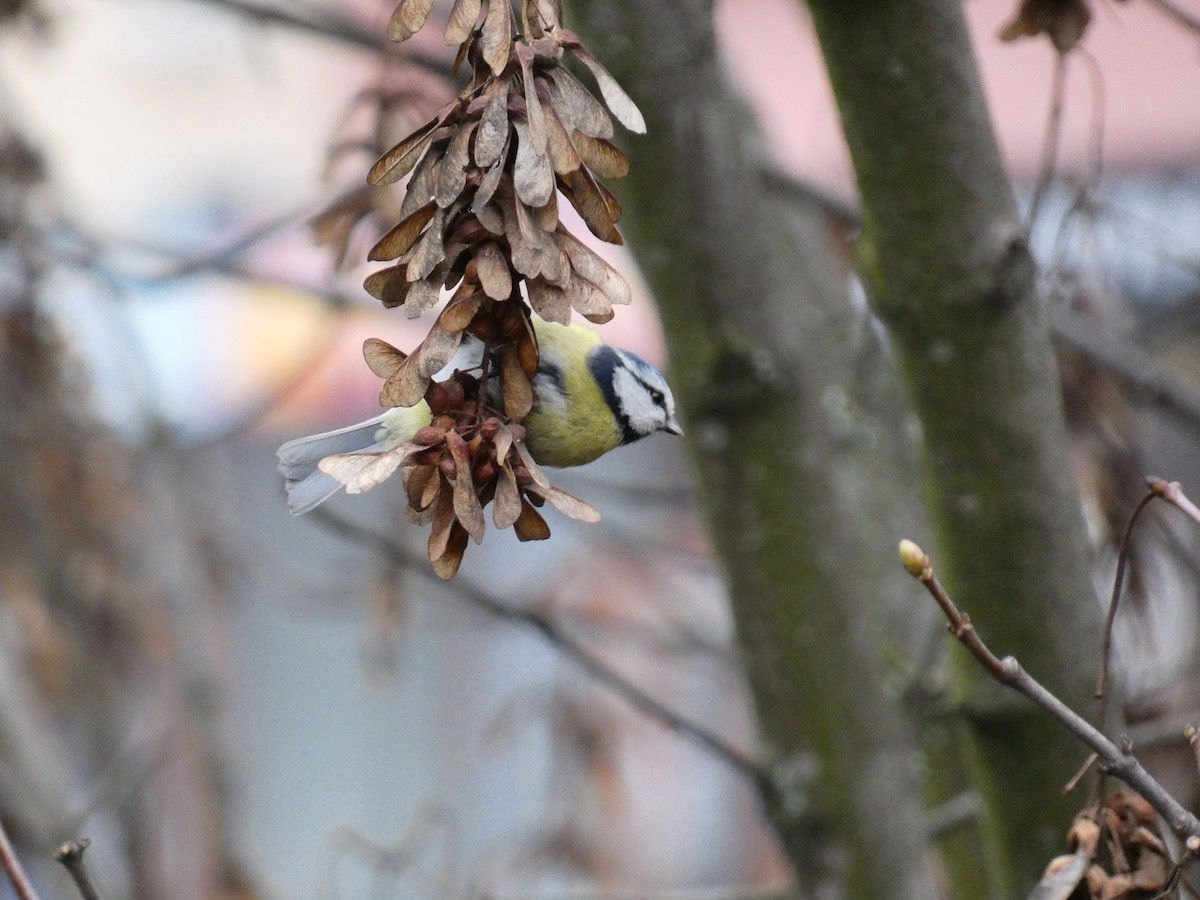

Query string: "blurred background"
[2, 0, 1200, 898]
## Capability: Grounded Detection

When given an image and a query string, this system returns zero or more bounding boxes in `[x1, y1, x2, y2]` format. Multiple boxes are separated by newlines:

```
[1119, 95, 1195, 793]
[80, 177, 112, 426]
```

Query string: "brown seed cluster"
[319, 0, 643, 578]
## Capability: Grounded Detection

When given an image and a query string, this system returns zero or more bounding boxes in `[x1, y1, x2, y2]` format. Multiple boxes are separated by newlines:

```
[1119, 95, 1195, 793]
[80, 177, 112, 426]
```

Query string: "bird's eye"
[650, 389, 664, 405]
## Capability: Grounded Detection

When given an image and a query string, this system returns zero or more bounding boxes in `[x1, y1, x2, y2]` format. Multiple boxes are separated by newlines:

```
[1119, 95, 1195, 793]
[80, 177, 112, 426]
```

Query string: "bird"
[277, 319, 683, 515]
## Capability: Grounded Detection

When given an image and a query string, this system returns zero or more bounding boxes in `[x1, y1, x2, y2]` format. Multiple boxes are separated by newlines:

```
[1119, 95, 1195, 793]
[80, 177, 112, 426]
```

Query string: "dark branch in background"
[54, 840, 103, 900]
[1148, 0, 1200, 33]
[898, 538, 1200, 844]
[179, 0, 449, 74]
[309, 508, 771, 794]
[0, 818, 41, 900]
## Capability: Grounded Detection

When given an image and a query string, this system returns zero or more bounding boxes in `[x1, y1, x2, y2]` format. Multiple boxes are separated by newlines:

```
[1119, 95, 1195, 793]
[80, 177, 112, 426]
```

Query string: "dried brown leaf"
[527, 277, 571, 324]
[474, 199, 505, 234]
[446, 431, 486, 542]
[437, 283, 483, 330]
[559, 167, 622, 243]
[513, 499, 551, 541]
[542, 103, 582, 176]
[435, 122, 477, 208]
[431, 522, 470, 579]
[428, 488, 456, 561]
[370, 118, 438, 185]
[493, 462, 522, 528]
[513, 119, 555, 208]
[403, 272, 443, 318]
[567, 42, 646, 134]
[526, 480, 601, 522]
[363, 264, 412, 308]
[318, 444, 414, 494]
[525, 0, 561, 32]
[998, 0, 1090, 53]
[531, 191, 558, 232]
[368, 201, 437, 261]
[444, 0, 482, 44]
[363, 337, 407, 378]
[399, 144, 443, 218]
[474, 77, 511, 168]
[500, 345, 534, 419]
[1026, 849, 1091, 900]
[406, 207, 447, 280]
[546, 68, 613, 139]
[388, 0, 434, 42]
[516, 43, 547, 155]
[570, 129, 629, 179]
[404, 463, 439, 511]
[474, 240, 513, 299]
[481, 0, 513, 76]
[558, 230, 631, 305]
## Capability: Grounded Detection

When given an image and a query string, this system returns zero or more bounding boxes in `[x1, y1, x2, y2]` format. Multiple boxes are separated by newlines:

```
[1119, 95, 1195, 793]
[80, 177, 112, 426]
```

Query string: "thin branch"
[1147, 0, 1200, 32]
[179, 0, 450, 75]
[54, 840, 102, 900]
[1028, 50, 1069, 226]
[898, 539, 1200, 844]
[1095, 486, 1159, 708]
[1156, 477, 1200, 527]
[309, 508, 771, 793]
[0, 818, 41, 900]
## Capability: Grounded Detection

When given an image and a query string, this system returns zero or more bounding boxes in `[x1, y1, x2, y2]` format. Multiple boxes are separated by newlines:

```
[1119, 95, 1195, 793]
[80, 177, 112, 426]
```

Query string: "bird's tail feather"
[277, 414, 387, 515]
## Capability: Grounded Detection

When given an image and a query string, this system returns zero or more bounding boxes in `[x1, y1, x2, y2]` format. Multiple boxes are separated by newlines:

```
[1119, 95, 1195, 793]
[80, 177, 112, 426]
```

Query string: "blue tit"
[278, 319, 683, 515]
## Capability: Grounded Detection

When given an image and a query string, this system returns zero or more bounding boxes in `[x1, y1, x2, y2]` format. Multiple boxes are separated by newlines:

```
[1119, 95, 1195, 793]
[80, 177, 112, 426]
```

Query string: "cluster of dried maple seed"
[342, 0, 644, 577]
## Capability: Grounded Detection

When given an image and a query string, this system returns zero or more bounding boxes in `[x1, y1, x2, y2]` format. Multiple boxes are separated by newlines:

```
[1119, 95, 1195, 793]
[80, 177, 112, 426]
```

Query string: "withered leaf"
[515, 43, 547, 155]
[444, 0, 482, 45]
[565, 272, 611, 321]
[493, 462, 522, 528]
[998, 0, 1090, 53]
[513, 499, 551, 541]
[370, 117, 438, 185]
[404, 463, 438, 511]
[406, 207, 447, 281]
[474, 240, 513, 299]
[381, 322, 464, 407]
[363, 337, 407, 379]
[437, 283, 483, 330]
[558, 231, 631, 305]
[432, 522, 470, 579]
[525, 0, 561, 33]
[368, 201, 437, 261]
[319, 444, 414, 494]
[499, 345, 534, 419]
[474, 199, 505, 235]
[474, 77, 511, 168]
[435, 121, 477, 208]
[428, 488, 456, 561]
[514, 443, 600, 522]
[1025, 849, 1091, 900]
[515, 323, 539, 376]
[446, 431, 486, 542]
[513, 119, 555, 208]
[364, 264, 412, 308]
[481, 0, 513, 76]
[546, 67, 613, 139]
[567, 42, 647, 134]
[570, 130, 629, 179]
[531, 190, 558, 233]
[399, 144, 443, 218]
[542, 103, 582, 176]
[474, 154, 508, 213]
[403, 272, 443, 318]
[388, 0, 434, 42]
[559, 167, 622, 243]
[527, 277, 571, 324]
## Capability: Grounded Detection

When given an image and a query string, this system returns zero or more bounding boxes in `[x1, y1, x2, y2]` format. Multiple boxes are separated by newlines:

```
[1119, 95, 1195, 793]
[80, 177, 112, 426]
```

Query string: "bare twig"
[1147, 0, 1200, 32]
[898, 539, 1200, 844]
[309, 508, 771, 793]
[0, 818, 40, 900]
[1028, 50, 1069, 226]
[178, 0, 450, 75]
[1095, 486, 1159, 707]
[54, 840, 102, 900]
[1156, 478, 1200, 528]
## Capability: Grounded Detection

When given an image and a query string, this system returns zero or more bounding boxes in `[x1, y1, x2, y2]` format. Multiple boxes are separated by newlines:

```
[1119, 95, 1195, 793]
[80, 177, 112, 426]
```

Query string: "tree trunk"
[573, 2, 941, 896]
[806, 1, 1102, 895]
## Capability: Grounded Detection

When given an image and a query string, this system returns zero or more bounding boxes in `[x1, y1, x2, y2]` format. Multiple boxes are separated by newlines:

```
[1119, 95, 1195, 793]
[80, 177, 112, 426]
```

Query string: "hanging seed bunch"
[325, 0, 645, 579]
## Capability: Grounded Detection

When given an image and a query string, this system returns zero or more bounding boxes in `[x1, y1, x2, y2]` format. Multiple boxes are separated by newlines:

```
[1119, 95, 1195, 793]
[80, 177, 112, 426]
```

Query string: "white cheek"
[613, 368, 661, 432]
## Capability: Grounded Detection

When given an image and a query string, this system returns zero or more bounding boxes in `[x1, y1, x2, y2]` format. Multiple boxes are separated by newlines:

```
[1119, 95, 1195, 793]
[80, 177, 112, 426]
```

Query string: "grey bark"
[572, 2, 942, 897]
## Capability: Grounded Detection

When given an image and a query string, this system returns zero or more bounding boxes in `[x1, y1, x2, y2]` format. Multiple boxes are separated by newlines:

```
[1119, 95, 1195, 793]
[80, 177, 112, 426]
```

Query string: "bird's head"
[588, 345, 683, 446]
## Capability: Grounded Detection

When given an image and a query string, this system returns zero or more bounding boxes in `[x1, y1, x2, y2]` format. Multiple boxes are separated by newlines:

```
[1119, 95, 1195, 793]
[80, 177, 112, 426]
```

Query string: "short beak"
[664, 416, 684, 436]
